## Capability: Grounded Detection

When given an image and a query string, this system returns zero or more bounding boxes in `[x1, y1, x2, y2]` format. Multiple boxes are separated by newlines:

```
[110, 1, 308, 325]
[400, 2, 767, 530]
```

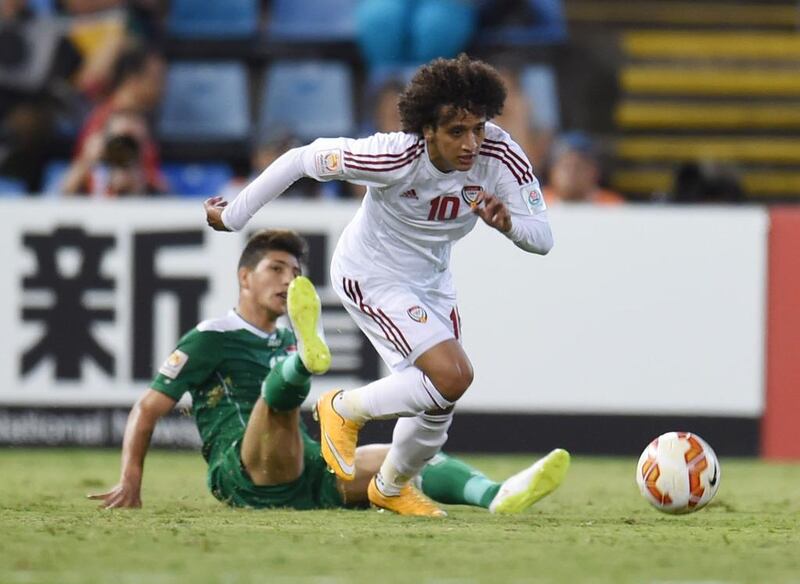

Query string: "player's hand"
[473, 192, 512, 233]
[87, 481, 142, 509]
[204, 196, 230, 232]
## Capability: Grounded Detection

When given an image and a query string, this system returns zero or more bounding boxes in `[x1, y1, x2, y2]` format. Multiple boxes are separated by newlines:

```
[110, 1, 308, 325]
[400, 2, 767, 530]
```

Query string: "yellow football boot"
[287, 276, 331, 375]
[367, 476, 447, 517]
[314, 389, 362, 481]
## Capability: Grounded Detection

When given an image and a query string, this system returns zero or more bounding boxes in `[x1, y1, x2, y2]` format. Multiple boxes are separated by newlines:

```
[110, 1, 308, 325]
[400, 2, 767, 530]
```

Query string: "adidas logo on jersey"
[400, 189, 419, 200]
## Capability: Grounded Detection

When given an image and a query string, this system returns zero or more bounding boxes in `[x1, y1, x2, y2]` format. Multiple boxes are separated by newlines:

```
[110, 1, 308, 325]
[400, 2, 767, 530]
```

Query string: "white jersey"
[221, 122, 552, 288]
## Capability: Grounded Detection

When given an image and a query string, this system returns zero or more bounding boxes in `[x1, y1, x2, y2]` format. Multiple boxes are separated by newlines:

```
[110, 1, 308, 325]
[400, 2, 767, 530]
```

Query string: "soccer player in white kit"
[205, 55, 570, 516]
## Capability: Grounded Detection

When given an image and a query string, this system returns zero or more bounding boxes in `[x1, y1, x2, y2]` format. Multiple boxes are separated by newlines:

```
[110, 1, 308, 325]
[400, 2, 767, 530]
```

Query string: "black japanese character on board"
[21, 227, 115, 378]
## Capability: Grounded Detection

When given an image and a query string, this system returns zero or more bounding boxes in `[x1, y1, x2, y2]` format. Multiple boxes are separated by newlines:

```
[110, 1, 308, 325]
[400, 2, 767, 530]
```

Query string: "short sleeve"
[150, 329, 223, 401]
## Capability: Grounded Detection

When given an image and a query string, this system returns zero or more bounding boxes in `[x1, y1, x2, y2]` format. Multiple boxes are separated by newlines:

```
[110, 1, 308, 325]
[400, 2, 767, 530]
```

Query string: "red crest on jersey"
[461, 185, 482, 207]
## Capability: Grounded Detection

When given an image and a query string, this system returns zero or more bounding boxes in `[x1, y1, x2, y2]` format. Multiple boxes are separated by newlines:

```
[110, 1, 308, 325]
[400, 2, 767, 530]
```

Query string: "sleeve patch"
[158, 350, 189, 379]
[521, 184, 547, 214]
[314, 149, 344, 177]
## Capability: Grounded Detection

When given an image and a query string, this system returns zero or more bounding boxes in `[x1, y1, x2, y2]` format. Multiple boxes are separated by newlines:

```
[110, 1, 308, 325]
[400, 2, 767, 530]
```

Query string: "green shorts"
[207, 433, 344, 510]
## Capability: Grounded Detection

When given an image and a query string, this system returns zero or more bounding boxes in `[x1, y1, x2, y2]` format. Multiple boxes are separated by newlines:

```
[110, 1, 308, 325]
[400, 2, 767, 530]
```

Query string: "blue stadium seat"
[365, 65, 416, 95]
[0, 176, 26, 196]
[480, 0, 567, 46]
[42, 160, 70, 196]
[259, 61, 354, 141]
[162, 162, 233, 197]
[27, 0, 55, 16]
[158, 62, 250, 142]
[520, 65, 561, 131]
[167, 0, 258, 39]
[266, 0, 357, 42]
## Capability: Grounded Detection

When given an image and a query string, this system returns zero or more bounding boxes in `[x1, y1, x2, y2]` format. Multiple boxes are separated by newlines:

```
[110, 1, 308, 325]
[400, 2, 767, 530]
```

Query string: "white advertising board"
[0, 200, 768, 416]
[453, 205, 769, 416]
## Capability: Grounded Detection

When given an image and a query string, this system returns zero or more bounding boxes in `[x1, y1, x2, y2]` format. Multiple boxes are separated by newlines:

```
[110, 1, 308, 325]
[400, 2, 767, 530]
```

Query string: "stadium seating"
[480, 0, 567, 46]
[266, 0, 357, 42]
[162, 162, 233, 197]
[520, 65, 561, 131]
[259, 61, 355, 141]
[167, 0, 258, 38]
[42, 160, 70, 196]
[0, 176, 26, 196]
[158, 62, 250, 142]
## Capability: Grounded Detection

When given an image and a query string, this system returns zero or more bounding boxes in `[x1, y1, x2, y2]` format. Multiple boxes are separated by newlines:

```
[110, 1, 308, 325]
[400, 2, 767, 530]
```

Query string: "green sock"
[420, 453, 501, 509]
[261, 354, 311, 411]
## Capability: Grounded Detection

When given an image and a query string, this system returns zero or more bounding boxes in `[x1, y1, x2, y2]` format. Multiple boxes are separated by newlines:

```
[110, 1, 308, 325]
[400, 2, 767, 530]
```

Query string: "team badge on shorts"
[461, 185, 483, 208]
[407, 305, 428, 323]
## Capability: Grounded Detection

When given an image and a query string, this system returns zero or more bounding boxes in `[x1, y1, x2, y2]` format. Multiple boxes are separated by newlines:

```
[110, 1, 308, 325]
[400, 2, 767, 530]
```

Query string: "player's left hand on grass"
[472, 192, 511, 233]
[204, 196, 230, 232]
[87, 481, 142, 509]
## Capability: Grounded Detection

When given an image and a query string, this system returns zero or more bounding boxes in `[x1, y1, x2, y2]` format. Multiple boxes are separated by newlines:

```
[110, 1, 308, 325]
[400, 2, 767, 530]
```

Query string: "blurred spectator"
[222, 128, 322, 200]
[0, 1, 84, 191]
[356, 0, 477, 69]
[63, 109, 161, 196]
[666, 162, 745, 204]
[543, 131, 624, 205]
[491, 65, 555, 174]
[66, 1, 166, 98]
[74, 42, 166, 191]
[372, 78, 404, 134]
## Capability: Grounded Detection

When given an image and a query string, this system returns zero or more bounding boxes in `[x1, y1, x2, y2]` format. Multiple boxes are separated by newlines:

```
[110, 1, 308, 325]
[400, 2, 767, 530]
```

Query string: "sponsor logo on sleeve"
[315, 149, 344, 177]
[461, 185, 483, 208]
[158, 350, 188, 379]
[407, 306, 428, 323]
[521, 184, 547, 214]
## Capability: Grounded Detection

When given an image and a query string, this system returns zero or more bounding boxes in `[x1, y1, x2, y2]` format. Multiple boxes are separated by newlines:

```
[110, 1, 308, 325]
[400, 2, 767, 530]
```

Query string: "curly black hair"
[398, 54, 507, 135]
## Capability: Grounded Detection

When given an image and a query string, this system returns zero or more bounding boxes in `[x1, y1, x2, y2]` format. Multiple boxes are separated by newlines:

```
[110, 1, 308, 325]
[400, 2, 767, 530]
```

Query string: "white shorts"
[331, 267, 463, 373]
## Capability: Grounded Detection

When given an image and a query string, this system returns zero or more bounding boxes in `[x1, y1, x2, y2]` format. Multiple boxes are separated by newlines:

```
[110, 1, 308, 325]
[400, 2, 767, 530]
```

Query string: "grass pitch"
[1, 449, 798, 584]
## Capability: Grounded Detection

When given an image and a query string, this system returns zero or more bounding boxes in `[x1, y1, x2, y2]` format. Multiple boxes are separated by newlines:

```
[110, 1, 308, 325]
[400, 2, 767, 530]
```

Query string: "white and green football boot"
[489, 448, 571, 514]
[287, 276, 331, 375]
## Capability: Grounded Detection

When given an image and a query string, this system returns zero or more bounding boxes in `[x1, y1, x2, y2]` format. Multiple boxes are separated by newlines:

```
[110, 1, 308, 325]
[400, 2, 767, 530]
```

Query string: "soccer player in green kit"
[89, 229, 562, 513]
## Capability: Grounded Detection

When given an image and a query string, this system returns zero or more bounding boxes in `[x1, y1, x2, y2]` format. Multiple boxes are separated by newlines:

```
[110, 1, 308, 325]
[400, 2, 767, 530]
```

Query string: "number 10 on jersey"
[428, 196, 460, 221]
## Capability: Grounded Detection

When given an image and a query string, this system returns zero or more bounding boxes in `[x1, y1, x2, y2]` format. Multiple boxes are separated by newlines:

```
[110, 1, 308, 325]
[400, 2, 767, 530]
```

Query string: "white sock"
[333, 367, 454, 424]
[375, 410, 455, 495]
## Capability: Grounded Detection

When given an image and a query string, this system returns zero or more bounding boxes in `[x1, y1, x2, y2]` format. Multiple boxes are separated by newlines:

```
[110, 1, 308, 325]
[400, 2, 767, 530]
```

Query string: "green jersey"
[151, 310, 296, 462]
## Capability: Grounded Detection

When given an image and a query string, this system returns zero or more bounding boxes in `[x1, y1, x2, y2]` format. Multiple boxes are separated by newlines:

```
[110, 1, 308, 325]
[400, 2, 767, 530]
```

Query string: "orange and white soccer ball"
[636, 431, 721, 514]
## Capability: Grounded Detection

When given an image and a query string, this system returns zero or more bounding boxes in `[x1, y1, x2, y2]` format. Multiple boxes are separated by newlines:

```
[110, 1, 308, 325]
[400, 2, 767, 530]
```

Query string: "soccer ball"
[635, 431, 720, 514]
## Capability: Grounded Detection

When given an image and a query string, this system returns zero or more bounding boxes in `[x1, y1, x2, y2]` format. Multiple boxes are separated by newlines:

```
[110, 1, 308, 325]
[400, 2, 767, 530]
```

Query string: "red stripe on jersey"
[342, 277, 356, 304]
[343, 140, 423, 160]
[349, 279, 409, 357]
[483, 138, 533, 181]
[343, 147, 424, 172]
[478, 150, 524, 185]
[480, 143, 532, 183]
[377, 308, 413, 355]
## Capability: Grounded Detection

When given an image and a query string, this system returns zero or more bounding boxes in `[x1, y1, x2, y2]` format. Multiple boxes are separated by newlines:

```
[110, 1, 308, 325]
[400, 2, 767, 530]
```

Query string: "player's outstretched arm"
[87, 389, 176, 509]
[204, 196, 230, 232]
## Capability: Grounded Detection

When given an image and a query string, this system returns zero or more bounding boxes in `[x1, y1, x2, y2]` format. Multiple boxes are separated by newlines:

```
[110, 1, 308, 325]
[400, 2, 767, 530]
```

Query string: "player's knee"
[430, 363, 473, 401]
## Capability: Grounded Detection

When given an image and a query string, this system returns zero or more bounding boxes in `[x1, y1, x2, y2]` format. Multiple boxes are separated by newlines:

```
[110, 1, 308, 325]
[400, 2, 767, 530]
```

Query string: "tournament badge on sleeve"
[314, 149, 344, 177]
[461, 185, 483, 208]
[521, 184, 547, 214]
